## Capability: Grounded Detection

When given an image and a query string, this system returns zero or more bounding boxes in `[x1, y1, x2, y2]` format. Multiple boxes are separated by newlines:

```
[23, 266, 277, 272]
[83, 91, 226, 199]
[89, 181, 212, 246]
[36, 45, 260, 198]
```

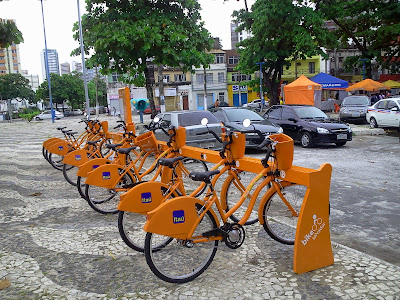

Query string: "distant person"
[113, 106, 116, 117]
[215, 99, 220, 107]
[335, 92, 339, 100]
[370, 94, 378, 105]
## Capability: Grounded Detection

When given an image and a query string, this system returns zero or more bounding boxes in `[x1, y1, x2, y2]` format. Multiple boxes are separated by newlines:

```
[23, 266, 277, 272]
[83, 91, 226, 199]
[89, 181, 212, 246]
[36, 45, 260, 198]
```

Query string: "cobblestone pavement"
[1, 116, 399, 299]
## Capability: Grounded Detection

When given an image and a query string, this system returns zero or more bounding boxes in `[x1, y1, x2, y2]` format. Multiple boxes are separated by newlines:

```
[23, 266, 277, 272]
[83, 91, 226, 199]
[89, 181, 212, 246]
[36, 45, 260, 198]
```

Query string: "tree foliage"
[0, 6, 24, 48]
[0, 73, 35, 102]
[36, 73, 86, 109]
[72, 0, 214, 116]
[314, 0, 400, 76]
[233, 0, 335, 105]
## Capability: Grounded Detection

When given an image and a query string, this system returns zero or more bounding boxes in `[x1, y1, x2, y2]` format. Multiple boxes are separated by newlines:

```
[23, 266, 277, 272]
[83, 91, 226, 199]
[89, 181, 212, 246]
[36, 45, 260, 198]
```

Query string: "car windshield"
[178, 111, 220, 127]
[292, 106, 328, 119]
[342, 96, 369, 106]
[224, 109, 264, 122]
[396, 100, 400, 106]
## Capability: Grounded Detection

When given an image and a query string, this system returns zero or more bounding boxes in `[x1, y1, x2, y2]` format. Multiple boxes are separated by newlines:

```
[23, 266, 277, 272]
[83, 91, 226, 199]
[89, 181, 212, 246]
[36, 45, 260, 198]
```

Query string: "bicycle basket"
[269, 133, 293, 170]
[136, 131, 157, 152]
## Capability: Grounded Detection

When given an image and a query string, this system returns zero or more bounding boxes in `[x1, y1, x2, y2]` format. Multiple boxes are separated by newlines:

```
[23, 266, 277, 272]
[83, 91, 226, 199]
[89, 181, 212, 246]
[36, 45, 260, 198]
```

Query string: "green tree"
[36, 73, 85, 110]
[0, 73, 35, 102]
[233, 0, 335, 105]
[88, 74, 107, 107]
[72, 0, 213, 116]
[0, 1, 24, 48]
[314, 0, 400, 77]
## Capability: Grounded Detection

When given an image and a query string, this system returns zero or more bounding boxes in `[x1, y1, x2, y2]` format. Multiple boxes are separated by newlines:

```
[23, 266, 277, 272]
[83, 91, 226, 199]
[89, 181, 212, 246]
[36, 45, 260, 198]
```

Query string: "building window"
[218, 72, 225, 83]
[163, 75, 170, 82]
[13, 63, 18, 67]
[174, 74, 186, 82]
[309, 62, 315, 74]
[11, 50, 17, 53]
[228, 56, 239, 64]
[0, 70, 6, 73]
[196, 73, 213, 84]
[218, 92, 225, 102]
[111, 73, 119, 82]
[0, 63, 5, 67]
[232, 73, 250, 82]
[215, 54, 225, 64]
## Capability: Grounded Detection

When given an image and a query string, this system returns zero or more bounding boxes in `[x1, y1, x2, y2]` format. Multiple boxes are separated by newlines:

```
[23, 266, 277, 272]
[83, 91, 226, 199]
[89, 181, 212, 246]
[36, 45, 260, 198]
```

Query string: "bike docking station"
[144, 127, 334, 275]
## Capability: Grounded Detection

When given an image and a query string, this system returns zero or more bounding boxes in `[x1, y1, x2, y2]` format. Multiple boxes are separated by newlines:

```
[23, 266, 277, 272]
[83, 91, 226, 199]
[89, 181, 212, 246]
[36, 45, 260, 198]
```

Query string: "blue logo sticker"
[58, 146, 63, 150]
[102, 171, 111, 180]
[75, 155, 81, 161]
[173, 210, 185, 224]
[141, 192, 152, 203]
[93, 165, 99, 170]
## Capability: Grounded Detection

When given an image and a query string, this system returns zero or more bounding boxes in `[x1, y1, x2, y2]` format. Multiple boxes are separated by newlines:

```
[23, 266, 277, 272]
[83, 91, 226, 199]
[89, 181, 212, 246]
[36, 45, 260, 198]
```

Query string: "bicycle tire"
[48, 152, 65, 171]
[62, 164, 78, 186]
[262, 183, 306, 245]
[85, 170, 135, 214]
[118, 186, 175, 252]
[224, 173, 271, 225]
[76, 176, 86, 199]
[144, 204, 218, 284]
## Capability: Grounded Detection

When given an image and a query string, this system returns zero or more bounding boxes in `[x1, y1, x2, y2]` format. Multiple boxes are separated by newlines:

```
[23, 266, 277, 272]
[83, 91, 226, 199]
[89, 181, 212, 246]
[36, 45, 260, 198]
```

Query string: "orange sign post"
[118, 87, 132, 124]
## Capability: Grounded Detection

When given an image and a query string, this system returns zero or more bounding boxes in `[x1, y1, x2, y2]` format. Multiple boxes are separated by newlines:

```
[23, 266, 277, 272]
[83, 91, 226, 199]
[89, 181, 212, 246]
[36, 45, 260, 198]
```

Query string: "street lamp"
[76, 0, 90, 119]
[255, 61, 265, 108]
[39, 0, 55, 123]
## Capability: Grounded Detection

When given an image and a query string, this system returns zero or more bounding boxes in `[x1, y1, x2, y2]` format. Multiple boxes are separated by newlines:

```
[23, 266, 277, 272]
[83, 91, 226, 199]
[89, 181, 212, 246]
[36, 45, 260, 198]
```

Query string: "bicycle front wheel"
[144, 205, 218, 283]
[85, 171, 135, 214]
[262, 183, 306, 245]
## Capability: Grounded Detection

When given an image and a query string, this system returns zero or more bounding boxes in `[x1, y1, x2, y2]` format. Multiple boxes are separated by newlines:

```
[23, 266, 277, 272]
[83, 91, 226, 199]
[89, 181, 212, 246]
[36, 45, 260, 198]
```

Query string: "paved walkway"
[0, 116, 399, 299]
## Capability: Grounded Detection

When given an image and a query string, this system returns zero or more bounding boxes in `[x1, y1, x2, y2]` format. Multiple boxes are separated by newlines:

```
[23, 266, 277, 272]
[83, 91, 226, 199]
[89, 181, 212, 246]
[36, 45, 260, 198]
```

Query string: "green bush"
[20, 110, 40, 122]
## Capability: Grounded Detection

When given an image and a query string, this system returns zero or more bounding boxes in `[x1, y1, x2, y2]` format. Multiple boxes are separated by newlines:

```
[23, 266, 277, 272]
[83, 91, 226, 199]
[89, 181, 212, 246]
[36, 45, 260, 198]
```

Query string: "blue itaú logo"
[58, 146, 63, 151]
[141, 192, 152, 203]
[173, 210, 185, 224]
[102, 172, 111, 180]
[93, 165, 99, 170]
[75, 155, 81, 161]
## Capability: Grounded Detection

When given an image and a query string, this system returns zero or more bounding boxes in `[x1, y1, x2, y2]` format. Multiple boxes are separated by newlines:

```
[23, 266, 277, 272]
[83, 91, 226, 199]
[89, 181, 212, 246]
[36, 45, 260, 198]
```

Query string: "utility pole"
[203, 67, 208, 110]
[255, 62, 265, 109]
[358, 58, 368, 80]
[159, 64, 165, 113]
[95, 66, 99, 118]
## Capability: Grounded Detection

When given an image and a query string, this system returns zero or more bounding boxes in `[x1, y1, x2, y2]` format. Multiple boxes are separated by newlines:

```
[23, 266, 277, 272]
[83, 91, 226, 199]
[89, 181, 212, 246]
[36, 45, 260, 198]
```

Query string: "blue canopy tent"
[310, 73, 349, 111]
[309, 72, 348, 89]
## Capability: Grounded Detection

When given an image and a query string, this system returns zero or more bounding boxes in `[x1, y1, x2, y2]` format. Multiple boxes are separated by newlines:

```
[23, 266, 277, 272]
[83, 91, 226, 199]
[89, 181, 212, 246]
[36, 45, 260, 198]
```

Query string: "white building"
[41, 49, 60, 80]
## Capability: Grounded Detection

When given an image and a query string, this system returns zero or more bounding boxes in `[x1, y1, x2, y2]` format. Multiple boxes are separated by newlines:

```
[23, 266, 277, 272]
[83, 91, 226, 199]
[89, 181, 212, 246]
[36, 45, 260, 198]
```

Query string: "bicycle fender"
[47, 141, 70, 156]
[143, 197, 220, 240]
[76, 158, 110, 177]
[257, 181, 293, 225]
[63, 149, 90, 167]
[43, 137, 63, 149]
[84, 164, 125, 189]
[118, 181, 169, 214]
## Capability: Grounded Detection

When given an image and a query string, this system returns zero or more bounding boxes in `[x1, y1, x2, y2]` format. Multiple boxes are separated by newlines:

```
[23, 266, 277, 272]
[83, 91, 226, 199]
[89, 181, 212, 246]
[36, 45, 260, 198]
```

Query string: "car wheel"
[335, 141, 346, 147]
[300, 132, 313, 148]
[35, 117, 41, 121]
[369, 117, 378, 128]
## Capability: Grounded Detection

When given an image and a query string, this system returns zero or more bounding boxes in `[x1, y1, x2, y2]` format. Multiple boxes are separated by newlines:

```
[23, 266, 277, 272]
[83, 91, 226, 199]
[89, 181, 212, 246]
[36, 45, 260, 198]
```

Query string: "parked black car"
[263, 105, 352, 147]
[211, 107, 282, 148]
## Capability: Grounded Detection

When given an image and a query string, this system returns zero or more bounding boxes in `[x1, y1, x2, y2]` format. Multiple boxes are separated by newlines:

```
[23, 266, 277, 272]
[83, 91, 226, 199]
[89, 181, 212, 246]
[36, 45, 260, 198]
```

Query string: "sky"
[0, 0, 255, 83]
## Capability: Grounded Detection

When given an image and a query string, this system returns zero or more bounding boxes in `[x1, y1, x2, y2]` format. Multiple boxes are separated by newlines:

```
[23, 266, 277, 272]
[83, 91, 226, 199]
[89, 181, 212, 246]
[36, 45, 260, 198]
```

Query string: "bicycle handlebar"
[196, 130, 223, 144]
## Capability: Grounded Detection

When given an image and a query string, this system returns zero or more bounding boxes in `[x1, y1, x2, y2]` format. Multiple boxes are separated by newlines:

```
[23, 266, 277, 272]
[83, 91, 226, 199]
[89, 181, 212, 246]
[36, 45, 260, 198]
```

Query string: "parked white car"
[366, 98, 400, 129]
[35, 110, 64, 120]
[242, 99, 267, 109]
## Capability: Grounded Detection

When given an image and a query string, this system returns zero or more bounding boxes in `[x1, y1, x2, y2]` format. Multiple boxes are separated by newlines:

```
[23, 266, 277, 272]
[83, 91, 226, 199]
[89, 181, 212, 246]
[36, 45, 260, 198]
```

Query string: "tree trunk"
[144, 65, 156, 119]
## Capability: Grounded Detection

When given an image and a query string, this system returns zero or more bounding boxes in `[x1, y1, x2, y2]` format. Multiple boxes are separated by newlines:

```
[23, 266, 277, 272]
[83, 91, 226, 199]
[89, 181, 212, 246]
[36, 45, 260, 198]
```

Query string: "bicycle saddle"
[87, 139, 101, 146]
[117, 147, 136, 155]
[189, 170, 220, 183]
[158, 156, 185, 168]
[105, 143, 123, 150]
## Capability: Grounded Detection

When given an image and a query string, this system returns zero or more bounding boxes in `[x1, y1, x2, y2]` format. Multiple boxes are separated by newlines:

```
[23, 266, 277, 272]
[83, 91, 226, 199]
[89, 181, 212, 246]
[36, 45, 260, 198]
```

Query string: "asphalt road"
[247, 134, 400, 266]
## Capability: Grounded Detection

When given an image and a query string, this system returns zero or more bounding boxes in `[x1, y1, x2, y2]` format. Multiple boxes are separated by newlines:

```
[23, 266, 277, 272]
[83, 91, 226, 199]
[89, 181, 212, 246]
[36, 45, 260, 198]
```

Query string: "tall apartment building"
[60, 62, 71, 75]
[0, 19, 22, 76]
[21, 70, 40, 92]
[41, 49, 60, 80]
[72, 61, 82, 73]
[230, 22, 253, 49]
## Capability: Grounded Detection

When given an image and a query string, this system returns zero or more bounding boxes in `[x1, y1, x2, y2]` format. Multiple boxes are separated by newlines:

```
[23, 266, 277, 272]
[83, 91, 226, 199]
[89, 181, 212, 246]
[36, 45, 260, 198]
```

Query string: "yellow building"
[281, 55, 323, 83]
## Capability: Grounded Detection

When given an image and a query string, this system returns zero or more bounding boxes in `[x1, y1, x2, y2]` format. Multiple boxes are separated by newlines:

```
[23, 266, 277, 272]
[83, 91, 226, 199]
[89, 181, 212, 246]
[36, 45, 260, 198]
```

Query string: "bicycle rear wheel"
[144, 205, 218, 283]
[63, 164, 78, 186]
[118, 186, 176, 252]
[76, 176, 86, 199]
[262, 183, 306, 245]
[48, 152, 65, 171]
[85, 170, 135, 214]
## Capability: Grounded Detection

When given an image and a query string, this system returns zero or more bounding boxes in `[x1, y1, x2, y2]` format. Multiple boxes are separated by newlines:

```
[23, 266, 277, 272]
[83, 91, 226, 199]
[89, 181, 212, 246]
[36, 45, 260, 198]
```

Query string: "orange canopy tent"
[345, 79, 389, 92]
[284, 75, 322, 108]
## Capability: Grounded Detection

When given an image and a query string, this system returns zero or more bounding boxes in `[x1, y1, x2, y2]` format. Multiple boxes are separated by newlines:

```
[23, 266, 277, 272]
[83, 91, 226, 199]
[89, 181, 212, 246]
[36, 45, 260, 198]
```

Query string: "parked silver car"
[339, 95, 370, 123]
[35, 110, 64, 120]
[153, 110, 223, 150]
